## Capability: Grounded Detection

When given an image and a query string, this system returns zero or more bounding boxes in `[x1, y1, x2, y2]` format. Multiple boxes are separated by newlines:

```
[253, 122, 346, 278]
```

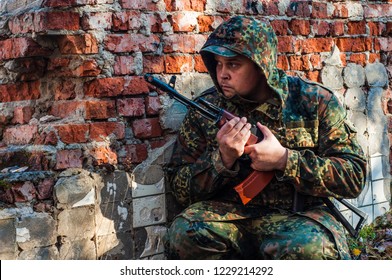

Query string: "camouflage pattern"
[165, 16, 367, 259]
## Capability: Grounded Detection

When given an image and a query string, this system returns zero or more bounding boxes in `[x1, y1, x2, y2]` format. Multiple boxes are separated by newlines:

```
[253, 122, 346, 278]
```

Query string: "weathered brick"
[277, 36, 294, 53]
[166, 0, 206, 12]
[0, 38, 51, 60]
[84, 77, 124, 98]
[5, 58, 47, 82]
[364, 4, 392, 18]
[349, 53, 367, 66]
[286, 1, 311, 17]
[271, 20, 289, 36]
[112, 11, 142, 31]
[34, 131, 58, 146]
[164, 54, 193, 73]
[295, 38, 333, 53]
[42, 0, 98, 7]
[194, 54, 207, 72]
[55, 149, 83, 170]
[289, 19, 310, 36]
[50, 101, 85, 119]
[122, 144, 148, 164]
[331, 21, 345, 36]
[197, 15, 214, 32]
[104, 34, 159, 53]
[90, 122, 125, 141]
[163, 34, 206, 53]
[117, 98, 145, 117]
[347, 21, 367, 35]
[369, 53, 381, 63]
[57, 34, 99, 54]
[311, 2, 328, 19]
[36, 178, 55, 200]
[114, 56, 136, 75]
[3, 125, 38, 145]
[333, 3, 349, 18]
[54, 80, 76, 101]
[277, 55, 289, 71]
[132, 118, 163, 139]
[57, 124, 90, 144]
[143, 55, 165, 73]
[8, 13, 35, 34]
[85, 100, 116, 120]
[312, 20, 330, 36]
[307, 71, 320, 83]
[310, 54, 322, 69]
[288, 55, 310, 71]
[170, 11, 198, 32]
[12, 106, 34, 125]
[72, 59, 101, 77]
[82, 12, 112, 30]
[146, 96, 161, 115]
[88, 146, 118, 166]
[12, 182, 36, 203]
[335, 37, 373, 52]
[33, 11, 80, 32]
[120, 0, 157, 10]
[123, 76, 150, 95]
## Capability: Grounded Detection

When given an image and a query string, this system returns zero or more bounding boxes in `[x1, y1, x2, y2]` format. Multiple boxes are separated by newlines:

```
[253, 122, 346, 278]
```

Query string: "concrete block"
[55, 169, 100, 209]
[344, 63, 365, 88]
[374, 202, 390, 219]
[370, 154, 385, 181]
[133, 194, 166, 228]
[321, 65, 344, 90]
[57, 206, 95, 240]
[59, 238, 97, 260]
[357, 181, 373, 207]
[97, 231, 134, 260]
[134, 225, 167, 259]
[16, 212, 57, 250]
[368, 132, 389, 156]
[132, 177, 165, 198]
[95, 201, 132, 236]
[365, 63, 388, 87]
[344, 87, 366, 111]
[100, 171, 132, 204]
[372, 179, 389, 204]
[160, 97, 187, 132]
[18, 246, 59, 260]
[0, 218, 16, 256]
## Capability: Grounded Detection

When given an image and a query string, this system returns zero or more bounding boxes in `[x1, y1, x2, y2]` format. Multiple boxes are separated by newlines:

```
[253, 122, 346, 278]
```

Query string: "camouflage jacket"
[166, 16, 367, 214]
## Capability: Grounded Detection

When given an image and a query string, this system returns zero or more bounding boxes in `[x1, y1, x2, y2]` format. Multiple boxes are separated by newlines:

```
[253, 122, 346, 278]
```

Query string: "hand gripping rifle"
[145, 74, 368, 237]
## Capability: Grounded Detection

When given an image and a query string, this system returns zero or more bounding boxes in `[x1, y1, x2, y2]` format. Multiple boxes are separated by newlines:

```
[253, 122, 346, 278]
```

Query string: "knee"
[165, 217, 194, 259]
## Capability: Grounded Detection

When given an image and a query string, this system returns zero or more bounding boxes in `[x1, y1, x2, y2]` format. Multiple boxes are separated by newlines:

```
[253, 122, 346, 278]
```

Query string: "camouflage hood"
[200, 16, 288, 106]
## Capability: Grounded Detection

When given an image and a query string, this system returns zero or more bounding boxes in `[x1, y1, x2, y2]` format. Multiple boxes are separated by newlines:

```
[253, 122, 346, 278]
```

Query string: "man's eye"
[229, 63, 238, 68]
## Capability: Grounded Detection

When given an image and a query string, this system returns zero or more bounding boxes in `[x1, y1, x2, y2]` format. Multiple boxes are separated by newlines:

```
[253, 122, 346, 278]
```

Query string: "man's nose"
[219, 66, 229, 80]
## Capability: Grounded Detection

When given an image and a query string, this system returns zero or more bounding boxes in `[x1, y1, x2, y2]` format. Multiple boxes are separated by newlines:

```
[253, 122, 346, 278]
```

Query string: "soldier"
[164, 16, 367, 259]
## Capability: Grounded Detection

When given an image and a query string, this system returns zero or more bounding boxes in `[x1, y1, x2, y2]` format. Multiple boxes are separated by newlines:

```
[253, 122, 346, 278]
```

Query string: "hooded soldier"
[165, 16, 366, 260]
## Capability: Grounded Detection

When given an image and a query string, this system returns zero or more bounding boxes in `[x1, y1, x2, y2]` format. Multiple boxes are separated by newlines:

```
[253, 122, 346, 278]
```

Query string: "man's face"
[215, 54, 266, 102]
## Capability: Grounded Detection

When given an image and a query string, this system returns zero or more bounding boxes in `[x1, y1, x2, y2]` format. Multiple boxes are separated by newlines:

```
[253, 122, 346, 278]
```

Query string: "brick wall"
[0, 0, 391, 259]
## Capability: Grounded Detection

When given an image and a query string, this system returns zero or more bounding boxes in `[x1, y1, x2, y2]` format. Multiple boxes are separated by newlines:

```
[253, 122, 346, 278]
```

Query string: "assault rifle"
[144, 74, 368, 237]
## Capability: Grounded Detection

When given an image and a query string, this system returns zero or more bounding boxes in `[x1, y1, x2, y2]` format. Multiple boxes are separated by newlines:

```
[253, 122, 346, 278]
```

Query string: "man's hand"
[216, 117, 251, 169]
[244, 122, 288, 172]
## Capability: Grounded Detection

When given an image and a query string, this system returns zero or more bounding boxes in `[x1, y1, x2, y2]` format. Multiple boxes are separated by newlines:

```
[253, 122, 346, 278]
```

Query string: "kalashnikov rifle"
[144, 74, 368, 237]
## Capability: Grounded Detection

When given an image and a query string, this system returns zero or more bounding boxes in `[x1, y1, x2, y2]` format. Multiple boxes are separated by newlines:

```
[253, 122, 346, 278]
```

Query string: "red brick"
[8, 13, 34, 34]
[143, 55, 165, 73]
[114, 56, 136, 75]
[54, 80, 76, 101]
[163, 34, 206, 53]
[3, 125, 38, 145]
[33, 11, 80, 32]
[112, 11, 142, 31]
[42, 0, 97, 7]
[263, 1, 280, 15]
[165, 55, 193, 73]
[0, 81, 40, 103]
[57, 34, 98, 54]
[385, 22, 392, 36]
[120, 0, 157, 10]
[311, 2, 328, 19]
[147, 13, 171, 33]
[349, 53, 367, 66]
[117, 98, 145, 117]
[376, 37, 392, 52]
[104, 34, 159, 53]
[12, 182, 36, 203]
[72, 59, 101, 77]
[36, 178, 55, 200]
[90, 122, 125, 141]
[6, 58, 47, 81]
[331, 21, 345, 36]
[295, 38, 333, 53]
[335, 37, 373, 52]
[82, 12, 112, 30]
[0, 37, 51, 60]
[50, 101, 85, 119]
[347, 21, 367, 35]
[198, 15, 214, 32]
[123, 144, 148, 164]
[34, 130, 58, 146]
[369, 53, 381, 63]
[86, 100, 116, 120]
[146, 96, 161, 115]
[132, 118, 163, 139]
[307, 71, 320, 83]
[312, 20, 330, 36]
[165, 0, 206, 12]
[286, 2, 311, 17]
[28, 151, 51, 171]
[310, 54, 322, 69]
[277, 36, 294, 53]
[12, 106, 34, 125]
[84, 77, 125, 98]
[333, 3, 349, 18]
[55, 149, 83, 170]
[368, 21, 383, 36]
[57, 124, 90, 144]
[170, 12, 197, 32]
[88, 146, 118, 166]
[277, 55, 289, 70]
[194, 54, 207, 72]
[364, 4, 392, 18]
[123, 76, 150, 95]
[289, 19, 310, 36]
[271, 20, 289, 36]
[288, 55, 310, 71]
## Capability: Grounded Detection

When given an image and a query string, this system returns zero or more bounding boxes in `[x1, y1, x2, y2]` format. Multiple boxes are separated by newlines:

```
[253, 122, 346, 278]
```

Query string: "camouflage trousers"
[165, 201, 351, 260]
